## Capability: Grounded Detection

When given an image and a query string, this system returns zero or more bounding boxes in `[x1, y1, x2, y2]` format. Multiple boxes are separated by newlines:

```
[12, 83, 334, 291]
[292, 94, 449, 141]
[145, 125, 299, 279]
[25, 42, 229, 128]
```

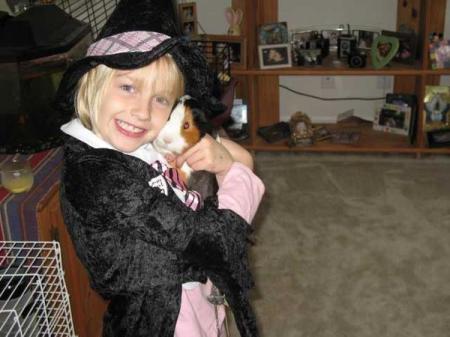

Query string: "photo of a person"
[267, 48, 285, 63]
[379, 107, 406, 129]
[259, 44, 292, 69]
[356, 30, 378, 49]
[378, 42, 392, 57]
[263, 47, 287, 65]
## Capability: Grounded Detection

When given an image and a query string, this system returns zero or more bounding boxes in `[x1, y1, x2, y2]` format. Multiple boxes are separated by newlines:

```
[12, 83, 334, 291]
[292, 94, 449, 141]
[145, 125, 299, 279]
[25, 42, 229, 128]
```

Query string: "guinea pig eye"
[183, 122, 190, 129]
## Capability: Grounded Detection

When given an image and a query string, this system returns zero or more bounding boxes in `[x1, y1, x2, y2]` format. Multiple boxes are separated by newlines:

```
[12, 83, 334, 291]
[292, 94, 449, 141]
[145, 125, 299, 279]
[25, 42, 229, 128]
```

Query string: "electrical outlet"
[321, 76, 335, 89]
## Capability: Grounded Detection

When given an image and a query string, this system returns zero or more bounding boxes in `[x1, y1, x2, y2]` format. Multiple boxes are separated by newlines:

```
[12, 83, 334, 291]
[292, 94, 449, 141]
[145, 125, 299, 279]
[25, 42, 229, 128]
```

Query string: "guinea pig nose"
[163, 136, 172, 144]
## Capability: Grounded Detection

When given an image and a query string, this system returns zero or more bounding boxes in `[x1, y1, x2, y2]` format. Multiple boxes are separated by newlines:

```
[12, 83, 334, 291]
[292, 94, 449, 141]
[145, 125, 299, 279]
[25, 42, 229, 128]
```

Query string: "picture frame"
[258, 22, 289, 45]
[373, 103, 412, 136]
[178, 2, 197, 36]
[386, 93, 418, 144]
[352, 29, 380, 50]
[424, 85, 450, 131]
[258, 43, 292, 69]
[429, 40, 450, 69]
[192, 34, 247, 70]
[426, 128, 450, 147]
[320, 29, 342, 48]
[381, 30, 417, 64]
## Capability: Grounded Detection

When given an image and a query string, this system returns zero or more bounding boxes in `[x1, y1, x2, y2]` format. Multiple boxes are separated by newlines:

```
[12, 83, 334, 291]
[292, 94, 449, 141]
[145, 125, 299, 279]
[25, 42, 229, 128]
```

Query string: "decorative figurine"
[288, 111, 314, 146]
[225, 7, 243, 36]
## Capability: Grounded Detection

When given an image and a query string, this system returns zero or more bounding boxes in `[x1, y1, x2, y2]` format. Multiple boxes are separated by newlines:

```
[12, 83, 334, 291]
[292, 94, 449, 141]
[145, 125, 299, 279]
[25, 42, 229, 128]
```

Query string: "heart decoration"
[370, 35, 399, 69]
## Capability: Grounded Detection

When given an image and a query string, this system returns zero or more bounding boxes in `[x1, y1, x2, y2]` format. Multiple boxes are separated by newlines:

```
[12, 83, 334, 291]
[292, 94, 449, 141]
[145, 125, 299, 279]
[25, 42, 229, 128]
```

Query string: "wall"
[278, 0, 397, 123]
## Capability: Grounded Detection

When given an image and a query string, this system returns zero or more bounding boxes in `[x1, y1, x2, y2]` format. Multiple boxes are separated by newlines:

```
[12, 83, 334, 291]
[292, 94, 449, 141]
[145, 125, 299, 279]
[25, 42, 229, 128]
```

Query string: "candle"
[1, 158, 34, 194]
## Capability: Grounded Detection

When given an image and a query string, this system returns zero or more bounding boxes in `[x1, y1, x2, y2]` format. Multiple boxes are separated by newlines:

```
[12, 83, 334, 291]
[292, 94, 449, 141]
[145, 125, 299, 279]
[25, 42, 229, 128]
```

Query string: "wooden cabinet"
[36, 184, 107, 337]
[230, 0, 450, 155]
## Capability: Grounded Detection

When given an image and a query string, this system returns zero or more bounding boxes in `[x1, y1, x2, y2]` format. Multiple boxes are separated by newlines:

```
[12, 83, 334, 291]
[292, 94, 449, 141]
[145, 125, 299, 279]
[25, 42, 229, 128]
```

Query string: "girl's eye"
[120, 84, 135, 93]
[155, 96, 169, 105]
[183, 122, 190, 129]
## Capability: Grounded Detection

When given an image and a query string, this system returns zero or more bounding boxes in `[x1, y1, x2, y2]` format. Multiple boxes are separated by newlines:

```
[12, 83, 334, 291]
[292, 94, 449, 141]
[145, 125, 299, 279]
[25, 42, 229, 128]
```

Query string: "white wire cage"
[0, 241, 76, 337]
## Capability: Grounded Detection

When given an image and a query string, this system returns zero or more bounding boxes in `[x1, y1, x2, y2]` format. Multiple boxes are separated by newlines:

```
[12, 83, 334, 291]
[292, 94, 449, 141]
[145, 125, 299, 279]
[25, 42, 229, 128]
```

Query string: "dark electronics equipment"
[337, 34, 357, 58]
[348, 50, 367, 68]
[306, 31, 330, 57]
[337, 24, 356, 59]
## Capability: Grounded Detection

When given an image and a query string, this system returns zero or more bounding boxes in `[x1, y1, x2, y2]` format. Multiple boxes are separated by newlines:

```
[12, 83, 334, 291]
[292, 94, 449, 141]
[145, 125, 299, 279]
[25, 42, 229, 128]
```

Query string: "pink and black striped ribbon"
[87, 31, 171, 56]
[151, 161, 200, 211]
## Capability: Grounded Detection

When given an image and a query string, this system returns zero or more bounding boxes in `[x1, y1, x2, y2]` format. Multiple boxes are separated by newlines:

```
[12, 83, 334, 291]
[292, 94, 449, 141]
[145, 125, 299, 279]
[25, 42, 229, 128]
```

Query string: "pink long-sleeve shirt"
[174, 162, 265, 337]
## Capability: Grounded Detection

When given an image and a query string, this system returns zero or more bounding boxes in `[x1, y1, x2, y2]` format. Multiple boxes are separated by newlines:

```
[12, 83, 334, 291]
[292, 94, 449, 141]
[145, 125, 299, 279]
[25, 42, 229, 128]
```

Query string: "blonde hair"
[75, 54, 185, 129]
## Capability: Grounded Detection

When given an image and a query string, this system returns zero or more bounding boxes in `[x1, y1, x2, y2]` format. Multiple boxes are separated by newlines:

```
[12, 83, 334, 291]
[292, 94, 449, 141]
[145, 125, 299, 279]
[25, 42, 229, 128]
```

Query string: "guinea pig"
[153, 95, 219, 201]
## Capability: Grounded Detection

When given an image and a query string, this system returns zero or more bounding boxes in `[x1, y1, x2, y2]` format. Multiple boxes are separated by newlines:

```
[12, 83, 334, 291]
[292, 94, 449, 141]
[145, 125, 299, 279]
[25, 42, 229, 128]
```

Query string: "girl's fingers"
[175, 135, 233, 175]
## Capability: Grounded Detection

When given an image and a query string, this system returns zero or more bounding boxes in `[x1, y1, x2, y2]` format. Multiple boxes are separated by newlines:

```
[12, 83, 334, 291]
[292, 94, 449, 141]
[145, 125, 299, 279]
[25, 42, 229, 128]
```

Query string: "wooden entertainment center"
[230, 0, 450, 155]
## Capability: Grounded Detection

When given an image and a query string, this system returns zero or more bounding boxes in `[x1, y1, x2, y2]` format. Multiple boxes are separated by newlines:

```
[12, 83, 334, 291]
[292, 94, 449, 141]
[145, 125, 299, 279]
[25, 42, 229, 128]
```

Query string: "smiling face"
[76, 56, 184, 153]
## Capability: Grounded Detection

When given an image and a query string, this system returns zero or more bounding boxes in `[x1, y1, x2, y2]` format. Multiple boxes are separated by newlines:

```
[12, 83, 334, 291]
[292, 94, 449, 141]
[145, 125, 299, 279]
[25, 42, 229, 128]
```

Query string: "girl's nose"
[131, 99, 151, 120]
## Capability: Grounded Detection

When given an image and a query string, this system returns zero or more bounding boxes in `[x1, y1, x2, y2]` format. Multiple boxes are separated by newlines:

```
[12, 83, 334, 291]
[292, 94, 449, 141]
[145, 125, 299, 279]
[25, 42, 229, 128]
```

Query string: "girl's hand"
[176, 134, 234, 180]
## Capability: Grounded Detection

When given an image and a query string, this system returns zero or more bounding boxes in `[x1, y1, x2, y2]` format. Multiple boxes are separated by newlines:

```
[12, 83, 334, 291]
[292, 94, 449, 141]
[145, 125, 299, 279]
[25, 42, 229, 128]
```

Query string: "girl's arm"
[219, 137, 254, 170]
[174, 134, 263, 222]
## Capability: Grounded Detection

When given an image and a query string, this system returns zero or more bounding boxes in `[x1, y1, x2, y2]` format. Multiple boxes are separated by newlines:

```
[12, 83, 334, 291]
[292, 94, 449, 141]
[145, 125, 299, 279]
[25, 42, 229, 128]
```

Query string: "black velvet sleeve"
[61, 148, 253, 296]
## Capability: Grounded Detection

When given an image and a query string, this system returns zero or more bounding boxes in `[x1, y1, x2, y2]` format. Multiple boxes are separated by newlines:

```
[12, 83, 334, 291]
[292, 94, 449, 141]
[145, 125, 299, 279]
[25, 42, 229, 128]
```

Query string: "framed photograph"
[258, 22, 289, 45]
[424, 85, 450, 131]
[320, 29, 342, 48]
[427, 128, 450, 147]
[258, 43, 292, 69]
[386, 93, 417, 144]
[178, 2, 197, 35]
[373, 103, 412, 136]
[192, 34, 247, 70]
[381, 30, 417, 64]
[429, 40, 450, 69]
[352, 29, 380, 50]
[291, 30, 314, 49]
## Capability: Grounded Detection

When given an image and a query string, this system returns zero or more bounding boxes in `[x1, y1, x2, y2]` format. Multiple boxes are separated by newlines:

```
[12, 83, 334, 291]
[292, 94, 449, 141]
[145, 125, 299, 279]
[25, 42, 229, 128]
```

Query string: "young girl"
[55, 1, 264, 337]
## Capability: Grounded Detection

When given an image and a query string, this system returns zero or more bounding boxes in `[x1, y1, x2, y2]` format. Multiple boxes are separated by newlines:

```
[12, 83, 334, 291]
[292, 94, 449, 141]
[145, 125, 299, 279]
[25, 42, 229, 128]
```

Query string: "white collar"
[60, 119, 164, 165]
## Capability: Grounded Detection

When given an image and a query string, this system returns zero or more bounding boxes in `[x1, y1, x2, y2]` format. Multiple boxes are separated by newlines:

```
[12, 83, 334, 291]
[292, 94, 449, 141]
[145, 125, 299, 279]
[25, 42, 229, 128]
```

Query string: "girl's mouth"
[115, 119, 147, 137]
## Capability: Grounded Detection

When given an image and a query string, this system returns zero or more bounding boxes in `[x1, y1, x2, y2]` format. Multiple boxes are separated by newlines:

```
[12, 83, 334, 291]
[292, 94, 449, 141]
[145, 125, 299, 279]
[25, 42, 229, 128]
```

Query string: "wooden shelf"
[234, 56, 423, 76]
[243, 123, 418, 153]
[231, 0, 450, 155]
[234, 65, 423, 76]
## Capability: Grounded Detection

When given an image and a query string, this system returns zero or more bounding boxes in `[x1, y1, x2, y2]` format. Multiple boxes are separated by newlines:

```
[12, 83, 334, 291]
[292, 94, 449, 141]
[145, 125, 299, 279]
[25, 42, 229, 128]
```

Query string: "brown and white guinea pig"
[153, 95, 219, 201]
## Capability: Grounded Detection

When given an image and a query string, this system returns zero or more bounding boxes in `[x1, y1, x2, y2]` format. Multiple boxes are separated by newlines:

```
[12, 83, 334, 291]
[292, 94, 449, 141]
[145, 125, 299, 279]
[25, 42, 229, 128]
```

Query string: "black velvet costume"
[59, 136, 258, 337]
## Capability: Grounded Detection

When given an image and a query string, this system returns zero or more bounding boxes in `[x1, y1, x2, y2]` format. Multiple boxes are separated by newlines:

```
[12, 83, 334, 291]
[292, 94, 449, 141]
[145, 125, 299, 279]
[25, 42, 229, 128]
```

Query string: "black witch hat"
[55, 0, 223, 123]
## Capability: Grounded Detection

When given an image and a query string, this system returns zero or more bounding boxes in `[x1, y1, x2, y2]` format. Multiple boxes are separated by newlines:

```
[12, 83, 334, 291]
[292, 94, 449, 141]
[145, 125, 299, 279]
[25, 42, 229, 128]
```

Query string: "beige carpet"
[243, 153, 450, 337]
